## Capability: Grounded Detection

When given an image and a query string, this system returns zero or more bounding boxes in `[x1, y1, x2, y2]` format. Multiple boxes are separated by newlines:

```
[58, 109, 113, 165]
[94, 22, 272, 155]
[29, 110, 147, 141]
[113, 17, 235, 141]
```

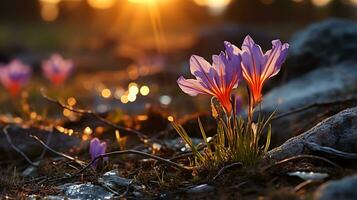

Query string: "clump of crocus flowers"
[89, 137, 108, 169]
[42, 54, 74, 86]
[175, 35, 289, 168]
[0, 59, 31, 97]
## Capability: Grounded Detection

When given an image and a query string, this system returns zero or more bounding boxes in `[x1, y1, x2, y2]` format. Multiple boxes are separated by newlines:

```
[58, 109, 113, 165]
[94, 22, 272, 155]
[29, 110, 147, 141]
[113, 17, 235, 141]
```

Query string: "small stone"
[22, 165, 39, 177]
[314, 175, 357, 200]
[27, 195, 65, 200]
[187, 184, 215, 194]
[98, 170, 133, 193]
[288, 171, 328, 181]
[266, 107, 357, 162]
[261, 64, 357, 148]
[0, 125, 81, 160]
[62, 183, 114, 200]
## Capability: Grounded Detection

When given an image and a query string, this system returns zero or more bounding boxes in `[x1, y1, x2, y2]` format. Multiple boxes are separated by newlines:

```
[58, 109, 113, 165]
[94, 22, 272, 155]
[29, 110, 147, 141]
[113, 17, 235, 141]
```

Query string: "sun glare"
[193, 0, 232, 15]
[87, 0, 116, 9]
[128, 0, 166, 5]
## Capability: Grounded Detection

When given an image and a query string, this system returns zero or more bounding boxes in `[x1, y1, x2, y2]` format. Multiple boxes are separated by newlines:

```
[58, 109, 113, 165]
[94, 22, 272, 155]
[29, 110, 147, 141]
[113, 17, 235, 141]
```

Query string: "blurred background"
[0, 0, 356, 119]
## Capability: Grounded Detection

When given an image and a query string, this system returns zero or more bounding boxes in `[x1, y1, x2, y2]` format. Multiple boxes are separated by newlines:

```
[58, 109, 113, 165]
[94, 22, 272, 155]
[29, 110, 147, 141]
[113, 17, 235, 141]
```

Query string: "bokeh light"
[63, 108, 72, 117]
[311, 0, 332, 7]
[120, 94, 129, 104]
[140, 85, 150, 96]
[160, 95, 172, 105]
[167, 115, 174, 122]
[40, 3, 59, 22]
[40, 0, 61, 3]
[87, 0, 116, 9]
[128, 93, 137, 102]
[67, 97, 77, 106]
[84, 126, 93, 135]
[193, 0, 232, 15]
[114, 88, 125, 99]
[128, 0, 167, 4]
[101, 88, 112, 98]
[128, 84, 139, 95]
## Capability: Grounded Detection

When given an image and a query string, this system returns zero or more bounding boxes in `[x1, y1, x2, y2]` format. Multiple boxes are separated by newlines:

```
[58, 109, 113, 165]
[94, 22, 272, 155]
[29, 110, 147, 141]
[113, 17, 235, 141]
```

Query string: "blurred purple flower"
[0, 59, 31, 96]
[225, 35, 289, 105]
[42, 54, 74, 86]
[177, 54, 241, 114]
[89, 137, 108, 169]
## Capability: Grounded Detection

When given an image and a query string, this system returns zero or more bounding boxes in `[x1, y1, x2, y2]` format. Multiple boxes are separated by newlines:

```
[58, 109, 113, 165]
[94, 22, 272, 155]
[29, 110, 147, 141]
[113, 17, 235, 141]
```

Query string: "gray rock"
[0, 125, 81, 160]
[62, 183, 114, 200]
[98, 170, 145, 196]
[266, 107, 357, 162]
[314, 175, 357, 200]
[261, 63, 357, 147]
[27, 194, 65, 200]
[186, 184, 215, 194]
[22, 161, 40, 177]
[287, 18, 357, 78]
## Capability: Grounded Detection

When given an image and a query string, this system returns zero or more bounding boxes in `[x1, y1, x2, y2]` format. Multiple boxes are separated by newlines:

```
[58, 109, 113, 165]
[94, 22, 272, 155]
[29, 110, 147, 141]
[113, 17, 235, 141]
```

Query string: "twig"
[30, 135, 86, 166]
[24, 176, 48, 184]
[306, 142, 357, 160]
[294, 179, 317, 192]
[261, 155, 341, 172]
[212, 162, 242, 182]
[39, 130, 53, 160]
[170, 152, 195, 161]
[41, 93, 148, 140]
[74, 150, 195, 175]
[272, 97, 357, 121]
[2, 126, 38, 167]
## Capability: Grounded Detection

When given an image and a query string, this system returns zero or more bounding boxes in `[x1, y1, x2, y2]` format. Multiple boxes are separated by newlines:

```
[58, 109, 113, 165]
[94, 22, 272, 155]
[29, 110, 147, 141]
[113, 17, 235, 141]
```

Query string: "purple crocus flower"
[42, 54, 74, 86]
[177, 54, 242, 114]
[0, 59, 31, 97]
[224, 35, 289, 105]
[89, 137, 108, 169]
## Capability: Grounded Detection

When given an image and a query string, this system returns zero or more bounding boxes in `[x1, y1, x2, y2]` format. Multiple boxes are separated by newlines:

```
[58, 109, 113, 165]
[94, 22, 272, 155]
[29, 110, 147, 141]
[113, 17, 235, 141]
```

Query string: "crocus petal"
[89, 138, 108, 169]
[221, 42, 243, 87]
[189, 55, 211, 75]
[100, 142, 108, 161]
[235, 35, 289, 105]
[212, 55, 226, 89]
[90, 138, 100, 158]
[177, 76, 211, 96]
[224, 41, 242, 56]
[261, 40, 290, 80]
[241, 35, 265, 75]
[178, 53, 242, 114]
[189, 55, 220, 91]
[271, 42, 289, 76]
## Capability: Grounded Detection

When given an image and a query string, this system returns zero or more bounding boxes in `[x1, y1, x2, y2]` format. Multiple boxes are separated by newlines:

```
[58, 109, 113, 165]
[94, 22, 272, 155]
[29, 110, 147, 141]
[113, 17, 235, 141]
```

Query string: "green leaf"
[171, 122, 204, 162]
[264, 124, 272, 153]
[198, 117, 211, 152]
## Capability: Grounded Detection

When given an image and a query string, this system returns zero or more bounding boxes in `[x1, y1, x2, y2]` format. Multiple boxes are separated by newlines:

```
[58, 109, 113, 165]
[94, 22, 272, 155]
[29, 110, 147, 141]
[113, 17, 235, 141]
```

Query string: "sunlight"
[40, 0, 61, 3]
[41, 3, 59, 22]
[39, 0, 60, 22]
[87, 0, 116, 9]
[110, 0, 170, 53]
[193, 0, 232, 15]
[128, 0, 168, 5]
[311, 0, 332, 7]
